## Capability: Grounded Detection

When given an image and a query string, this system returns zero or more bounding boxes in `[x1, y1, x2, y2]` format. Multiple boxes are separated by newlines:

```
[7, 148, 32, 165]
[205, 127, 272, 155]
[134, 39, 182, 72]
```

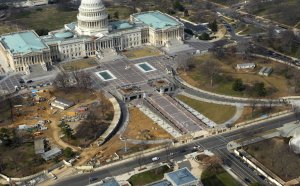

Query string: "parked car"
[244, 178, 251, 183]
[151, 157, 160, 162]
[89, 177, 98, 182]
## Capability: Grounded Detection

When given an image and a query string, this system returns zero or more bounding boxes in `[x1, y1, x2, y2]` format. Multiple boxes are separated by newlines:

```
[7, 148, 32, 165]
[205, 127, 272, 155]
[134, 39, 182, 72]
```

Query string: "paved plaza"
[86, 55, 173, 91]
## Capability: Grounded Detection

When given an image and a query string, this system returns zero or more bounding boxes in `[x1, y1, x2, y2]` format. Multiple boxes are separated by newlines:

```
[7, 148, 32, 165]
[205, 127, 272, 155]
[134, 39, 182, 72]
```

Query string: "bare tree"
[210, 46, 225, 59]
[237, 40, 252, 60]
[78, 71, 92, 89]
[280, 30, 296, 53]
[200, 60, 220, 87]
[202, 155, 223, 174]
[53, 72, 69, 89]
[250, 100, 257, 118]
[291, 71, 300, 93]
[268, 100, 273, 113]
[179, 57, 195, 73]
[71, 68, 81, 85]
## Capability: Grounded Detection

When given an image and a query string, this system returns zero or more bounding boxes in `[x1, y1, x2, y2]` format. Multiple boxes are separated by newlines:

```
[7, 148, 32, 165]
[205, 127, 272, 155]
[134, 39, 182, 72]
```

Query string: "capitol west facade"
[0, 0, 184, 73]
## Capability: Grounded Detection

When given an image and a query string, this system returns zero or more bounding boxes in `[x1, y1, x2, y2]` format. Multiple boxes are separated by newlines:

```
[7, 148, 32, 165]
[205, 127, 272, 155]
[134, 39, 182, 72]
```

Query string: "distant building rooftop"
[117, 85, 142, 96]
[54, 31, 74, 39]
[165, 168, 198, 186]
[110, 21, 134, 30]
[148, 78, 173, 89]
[132, 11, 181, 29]
[0, 30, 48, 54]
[65, 22, 77, 31]
[54, 97, 74, 107]
[34, 138, 45, 154]
[42, 147, 62, 161]
[236, 63, 256, 69]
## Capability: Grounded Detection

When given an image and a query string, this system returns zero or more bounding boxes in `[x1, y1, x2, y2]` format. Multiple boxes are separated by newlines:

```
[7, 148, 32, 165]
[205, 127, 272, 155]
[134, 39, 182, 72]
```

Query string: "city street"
[53, 113, 299, 186]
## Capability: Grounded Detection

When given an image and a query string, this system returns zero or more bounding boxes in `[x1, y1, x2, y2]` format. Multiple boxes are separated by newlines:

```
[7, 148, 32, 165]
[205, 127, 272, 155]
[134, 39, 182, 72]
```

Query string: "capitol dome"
[76, 0, 108, 36]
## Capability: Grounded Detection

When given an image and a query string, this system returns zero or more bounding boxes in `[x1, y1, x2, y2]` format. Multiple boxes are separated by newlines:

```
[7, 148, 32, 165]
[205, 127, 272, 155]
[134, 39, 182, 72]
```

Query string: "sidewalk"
[175, 76, 283, 106]
[39, 166, 78, 186]
[220, 104, 244, 127]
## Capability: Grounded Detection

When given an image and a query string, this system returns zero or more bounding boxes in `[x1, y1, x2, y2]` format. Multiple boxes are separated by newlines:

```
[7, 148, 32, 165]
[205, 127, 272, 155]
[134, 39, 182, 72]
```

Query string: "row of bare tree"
[53, 70, 92, 90]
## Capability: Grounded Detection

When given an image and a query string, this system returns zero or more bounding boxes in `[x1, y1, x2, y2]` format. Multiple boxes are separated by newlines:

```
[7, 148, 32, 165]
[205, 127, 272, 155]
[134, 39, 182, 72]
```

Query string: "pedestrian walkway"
[145, 93, 205, 134]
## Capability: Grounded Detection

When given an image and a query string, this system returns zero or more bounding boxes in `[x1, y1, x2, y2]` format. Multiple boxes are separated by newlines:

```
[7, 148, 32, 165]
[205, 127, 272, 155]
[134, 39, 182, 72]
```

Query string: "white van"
[151, 157, 160, 162]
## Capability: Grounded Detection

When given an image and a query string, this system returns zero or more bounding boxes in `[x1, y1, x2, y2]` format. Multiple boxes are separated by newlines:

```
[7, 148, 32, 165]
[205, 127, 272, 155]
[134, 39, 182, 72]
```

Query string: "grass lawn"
[180, 9, 216, 23]
[129, 165, 172, 186]
[107, 6, 134, 20]
[233, 22, 247, 33]
[176, 95, 236, 124]
[245, 0, 300, 26]
[61, 58, 98, 71]
[245, 137, 300, 181]
[178, 54, 291, 98]
[124, 107, 172, 140]
[201, 165, 241, 186]
[222, 16, 235, 24]
[123, 47, 161, 59]
[239, 25, 265, 36]
[53, 88, 98, 103]
[8, 7, 77, 31]
[0, 23, 20, 35]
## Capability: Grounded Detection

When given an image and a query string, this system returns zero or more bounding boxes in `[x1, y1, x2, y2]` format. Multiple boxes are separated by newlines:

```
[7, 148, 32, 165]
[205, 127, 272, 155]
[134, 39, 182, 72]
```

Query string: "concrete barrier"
[96, 94, 122, 145]
[9, 170, 47, 182]
[63, 160, 72, 167]
[0, 173, 9, 182]
[75, 165, 94, 171]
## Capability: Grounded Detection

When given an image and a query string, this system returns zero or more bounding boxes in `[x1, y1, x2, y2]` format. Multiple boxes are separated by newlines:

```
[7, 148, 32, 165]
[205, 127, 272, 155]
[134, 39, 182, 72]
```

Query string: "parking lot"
[0, 73, 54, 95]
[0, 74, 22, 94]
[185, 39, 214, 52]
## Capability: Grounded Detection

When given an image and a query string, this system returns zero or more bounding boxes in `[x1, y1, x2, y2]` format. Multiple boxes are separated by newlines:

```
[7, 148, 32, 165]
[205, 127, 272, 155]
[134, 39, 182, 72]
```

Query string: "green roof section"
[133, 11, 181, 29]
[0, 31, 48, 54]
[111, 21, 134, 30]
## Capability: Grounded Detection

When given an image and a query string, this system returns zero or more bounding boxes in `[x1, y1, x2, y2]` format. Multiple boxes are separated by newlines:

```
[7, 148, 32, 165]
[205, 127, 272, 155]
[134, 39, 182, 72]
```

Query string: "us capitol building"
[0, 0, 185, 73]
